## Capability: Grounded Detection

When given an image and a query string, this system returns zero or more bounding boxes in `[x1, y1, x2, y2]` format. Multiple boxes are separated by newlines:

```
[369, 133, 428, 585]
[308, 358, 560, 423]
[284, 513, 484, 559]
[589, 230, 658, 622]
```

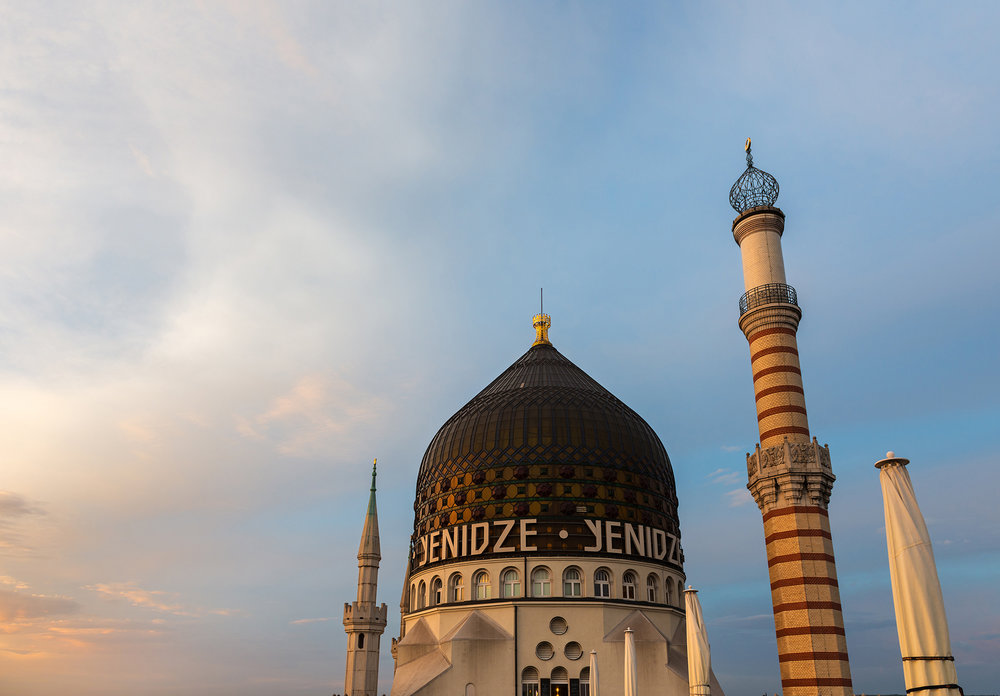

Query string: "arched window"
[664, 577, 673, 606]
[417, 580, 427, 609]
[563, 567, 582, 597]
[357, 632, 365, 649]
[594, 568, 611, 598]
[551, 666, 568, 684]
[622, 571, 637, 600]
[474, 570, 491, 600]
[580, 666, 591, 696]
[646, 573, 658, 603]
[430, 577, 443, 606]
[531, 567, 551, 597]
[501, 568, 521, 598]
[521, 666, 540, 696]
[677, 579, 684, 606]
[409, 584, 417, 611]
[449, 573, 465, 602]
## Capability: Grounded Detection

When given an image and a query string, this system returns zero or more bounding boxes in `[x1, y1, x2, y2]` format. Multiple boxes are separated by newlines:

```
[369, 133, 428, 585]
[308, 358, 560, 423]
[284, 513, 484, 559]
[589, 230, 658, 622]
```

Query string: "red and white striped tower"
[730, 140, 853, 696]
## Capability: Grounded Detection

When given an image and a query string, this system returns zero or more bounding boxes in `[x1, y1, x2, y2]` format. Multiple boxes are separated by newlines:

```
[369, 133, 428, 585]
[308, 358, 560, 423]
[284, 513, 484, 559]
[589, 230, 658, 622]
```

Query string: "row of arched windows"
[521, 666, 590, 696]
[409, 567, 684, 610]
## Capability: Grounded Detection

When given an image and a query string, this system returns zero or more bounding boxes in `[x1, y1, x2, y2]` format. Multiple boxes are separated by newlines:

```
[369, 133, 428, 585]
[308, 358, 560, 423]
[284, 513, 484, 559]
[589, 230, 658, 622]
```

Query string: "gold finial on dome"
[532, 288, 551, 346]
[532, 312, 551, 346]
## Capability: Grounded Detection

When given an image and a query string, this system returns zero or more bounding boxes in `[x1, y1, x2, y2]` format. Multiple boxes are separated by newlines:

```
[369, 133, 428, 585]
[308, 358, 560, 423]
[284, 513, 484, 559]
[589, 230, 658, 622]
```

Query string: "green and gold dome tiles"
[412, 342, 679, 549]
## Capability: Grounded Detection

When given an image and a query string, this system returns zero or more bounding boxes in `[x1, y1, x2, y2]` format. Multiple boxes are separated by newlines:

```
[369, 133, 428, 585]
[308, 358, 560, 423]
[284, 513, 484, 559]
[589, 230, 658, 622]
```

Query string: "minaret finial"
[371, 458, 377, 492]
[729, 137, 779, 213]
[532, 291, 551, 346]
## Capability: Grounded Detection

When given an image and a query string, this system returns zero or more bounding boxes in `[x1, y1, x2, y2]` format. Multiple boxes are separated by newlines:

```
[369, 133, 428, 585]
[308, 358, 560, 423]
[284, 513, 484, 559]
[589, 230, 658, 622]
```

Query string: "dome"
[410, 316, 680, 570]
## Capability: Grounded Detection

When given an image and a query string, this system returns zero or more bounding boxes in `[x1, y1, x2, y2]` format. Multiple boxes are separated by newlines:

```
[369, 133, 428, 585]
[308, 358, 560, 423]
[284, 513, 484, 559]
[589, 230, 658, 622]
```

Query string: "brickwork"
[733, 205, 853, 695]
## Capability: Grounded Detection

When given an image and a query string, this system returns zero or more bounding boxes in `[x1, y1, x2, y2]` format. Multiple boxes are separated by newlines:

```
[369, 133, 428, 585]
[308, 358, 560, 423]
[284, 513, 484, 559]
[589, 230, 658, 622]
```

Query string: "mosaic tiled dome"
[411, 321, 679, 549]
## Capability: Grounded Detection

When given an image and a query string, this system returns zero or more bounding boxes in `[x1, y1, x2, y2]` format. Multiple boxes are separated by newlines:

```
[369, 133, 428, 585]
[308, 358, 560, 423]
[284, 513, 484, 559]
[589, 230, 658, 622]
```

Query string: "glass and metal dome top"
[409, 314, 681, 571]
[729, 138, 779, 213]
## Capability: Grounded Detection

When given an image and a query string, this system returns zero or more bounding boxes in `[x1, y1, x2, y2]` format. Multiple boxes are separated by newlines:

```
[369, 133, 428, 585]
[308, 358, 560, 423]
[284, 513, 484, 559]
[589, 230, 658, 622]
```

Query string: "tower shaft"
[734, 206, 853, 696]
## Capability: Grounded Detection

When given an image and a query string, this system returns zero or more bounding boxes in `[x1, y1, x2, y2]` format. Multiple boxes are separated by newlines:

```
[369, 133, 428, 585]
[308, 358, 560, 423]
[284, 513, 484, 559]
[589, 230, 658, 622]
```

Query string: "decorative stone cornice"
[732, 206, 785, 245]
[738, 302, 801, 339]
[746, 437, 836, 513]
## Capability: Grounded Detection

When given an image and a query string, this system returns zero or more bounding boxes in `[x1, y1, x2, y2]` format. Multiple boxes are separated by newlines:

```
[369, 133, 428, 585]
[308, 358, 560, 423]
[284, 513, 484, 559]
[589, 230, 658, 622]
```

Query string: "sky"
[1, 2, 998, 695]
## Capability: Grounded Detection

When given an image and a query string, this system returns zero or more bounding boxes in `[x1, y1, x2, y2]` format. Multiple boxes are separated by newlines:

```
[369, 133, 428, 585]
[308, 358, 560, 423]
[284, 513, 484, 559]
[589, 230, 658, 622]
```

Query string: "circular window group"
[536, 617, 582, 662]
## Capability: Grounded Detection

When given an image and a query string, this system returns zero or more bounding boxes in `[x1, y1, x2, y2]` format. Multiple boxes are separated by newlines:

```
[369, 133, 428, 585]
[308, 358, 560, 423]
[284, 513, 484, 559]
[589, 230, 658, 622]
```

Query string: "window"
[449, 573, 465, 602]
[646, 574, 658, 603]
[409, 584, 417, 612]
[664, 578, 673, 606]
[531, 568, 551, 597]
[563, 567, 582, 597]
[417, 580, 427, 609]
[431, 577, 443, 606]
[623, 571, 637, 600]
[474, 571, 491, 600]
[501, 569, 521, 598]
[594, 569, 611, 598]
[580, 666, 591, 696]
[677, 579, 684, 606]
[357, 633, 364, 649]
[521, 667, 540, 696]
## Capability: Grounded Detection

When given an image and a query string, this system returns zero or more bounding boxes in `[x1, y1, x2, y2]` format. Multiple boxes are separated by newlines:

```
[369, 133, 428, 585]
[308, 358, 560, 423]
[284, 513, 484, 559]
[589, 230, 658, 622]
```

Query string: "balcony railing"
[739, 283, 798, 316]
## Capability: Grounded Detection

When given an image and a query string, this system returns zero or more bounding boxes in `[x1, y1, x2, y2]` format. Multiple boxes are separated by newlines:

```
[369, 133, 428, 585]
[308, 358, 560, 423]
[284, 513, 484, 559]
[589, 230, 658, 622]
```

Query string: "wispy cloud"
[290, 617, 332, 625]
[236, 373, 389, 457]
[724, 489, 752, 508]
[0, 588, 80, 623]
[86, 582, 240, 618]
[706, 468, 743, 486]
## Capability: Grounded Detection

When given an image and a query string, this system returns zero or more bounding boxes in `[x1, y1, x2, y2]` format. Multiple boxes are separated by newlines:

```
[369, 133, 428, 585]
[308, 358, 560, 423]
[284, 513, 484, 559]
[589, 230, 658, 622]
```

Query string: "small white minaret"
[343, 460, 388, 696]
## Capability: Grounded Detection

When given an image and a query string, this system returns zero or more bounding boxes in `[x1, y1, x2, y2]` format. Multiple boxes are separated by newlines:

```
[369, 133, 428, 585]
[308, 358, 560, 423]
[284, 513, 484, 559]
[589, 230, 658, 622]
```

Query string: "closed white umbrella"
[684, 586, 711, 696]
[589, 650, 599, 696]
[877, 452, 961, 696]
[624, 627, 637, 696]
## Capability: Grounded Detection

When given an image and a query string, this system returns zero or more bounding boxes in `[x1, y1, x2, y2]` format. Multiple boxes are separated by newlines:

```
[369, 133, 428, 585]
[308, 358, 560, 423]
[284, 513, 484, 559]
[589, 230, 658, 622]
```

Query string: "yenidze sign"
[411, 518, 682, 568]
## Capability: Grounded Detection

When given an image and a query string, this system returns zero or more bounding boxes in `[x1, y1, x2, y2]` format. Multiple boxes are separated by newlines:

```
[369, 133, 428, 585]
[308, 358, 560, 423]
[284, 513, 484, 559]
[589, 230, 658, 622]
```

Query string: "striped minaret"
[730, 140, 853, 696]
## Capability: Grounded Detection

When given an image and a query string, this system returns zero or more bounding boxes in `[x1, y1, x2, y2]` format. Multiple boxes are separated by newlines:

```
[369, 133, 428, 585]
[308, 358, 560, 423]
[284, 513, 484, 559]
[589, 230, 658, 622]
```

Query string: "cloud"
[706, 468, 743, 486]
[0, 588, 80, 623]
[0, 492, 45, 556]
[0, 491, 41, 521]
[86, 582, 238, 618]
[724, 489, 752, 508]
[289, 617, 332, 625]
[236, 373, 389, 457]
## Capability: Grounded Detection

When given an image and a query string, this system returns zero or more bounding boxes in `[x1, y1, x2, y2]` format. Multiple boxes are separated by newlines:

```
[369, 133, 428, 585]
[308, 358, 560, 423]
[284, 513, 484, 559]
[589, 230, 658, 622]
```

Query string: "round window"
[564, 642, 583, 660]
[535, 642, 554, 660]
[549, 616, 568, 635]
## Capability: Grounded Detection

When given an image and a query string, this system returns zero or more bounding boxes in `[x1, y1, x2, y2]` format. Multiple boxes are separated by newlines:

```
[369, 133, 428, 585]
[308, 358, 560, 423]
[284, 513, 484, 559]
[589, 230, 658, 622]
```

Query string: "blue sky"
[1, 2, 998, 695]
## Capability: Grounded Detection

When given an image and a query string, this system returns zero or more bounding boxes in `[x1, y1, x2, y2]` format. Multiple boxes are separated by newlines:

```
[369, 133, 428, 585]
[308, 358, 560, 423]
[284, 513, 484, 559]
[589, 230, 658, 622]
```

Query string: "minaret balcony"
[739, 282, 797, 316]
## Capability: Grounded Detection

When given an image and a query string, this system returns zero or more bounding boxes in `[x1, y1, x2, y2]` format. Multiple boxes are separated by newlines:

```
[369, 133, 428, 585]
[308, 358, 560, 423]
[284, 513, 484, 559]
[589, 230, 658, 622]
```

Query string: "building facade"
[385, 314, 721, 696]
